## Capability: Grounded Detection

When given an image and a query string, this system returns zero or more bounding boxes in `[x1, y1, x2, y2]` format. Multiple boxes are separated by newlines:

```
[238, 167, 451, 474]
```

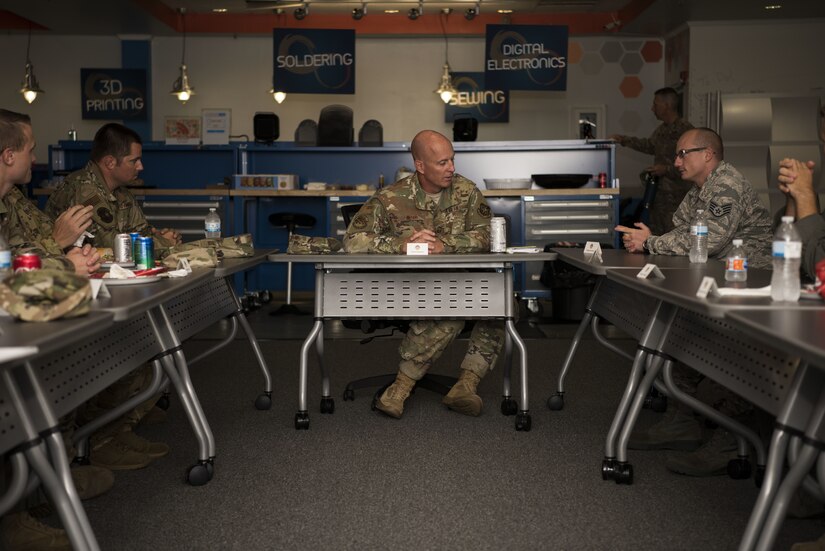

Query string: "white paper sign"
[637, 263, 665, 279]
[406, 242, 428, 255]
[201, 108, 231, 145]
[696, 276, 720, 298]
[583, 241, 603, 263]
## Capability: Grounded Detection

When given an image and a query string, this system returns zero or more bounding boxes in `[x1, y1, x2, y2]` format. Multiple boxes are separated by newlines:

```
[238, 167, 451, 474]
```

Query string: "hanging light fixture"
[270, 88, 286, 104]
[434, 10, 457, 104]
[20, 25, 45, 104]
[170, 8, 195, 104]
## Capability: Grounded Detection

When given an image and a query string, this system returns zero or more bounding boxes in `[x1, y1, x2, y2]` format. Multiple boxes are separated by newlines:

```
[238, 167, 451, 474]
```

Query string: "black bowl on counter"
[531, 173, 592, 189]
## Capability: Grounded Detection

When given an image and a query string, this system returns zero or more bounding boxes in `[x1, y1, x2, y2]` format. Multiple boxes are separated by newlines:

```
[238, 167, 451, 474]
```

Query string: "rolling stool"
[269, 212, 316, 315]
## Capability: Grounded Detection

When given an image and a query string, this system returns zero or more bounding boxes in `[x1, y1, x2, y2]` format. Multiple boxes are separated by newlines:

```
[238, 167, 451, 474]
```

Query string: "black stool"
[269, 212, 316, 315]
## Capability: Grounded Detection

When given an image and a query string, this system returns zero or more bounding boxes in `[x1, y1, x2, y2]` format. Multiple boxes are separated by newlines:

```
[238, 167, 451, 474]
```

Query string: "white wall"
[687, 19, 825, 127]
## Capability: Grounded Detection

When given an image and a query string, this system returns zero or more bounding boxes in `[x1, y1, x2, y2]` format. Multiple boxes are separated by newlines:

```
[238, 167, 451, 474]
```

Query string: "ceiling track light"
[170, 8, 195, 104]
[20, 25, 44, 104]
[465, 4, 479, 20]
[408, 2, 422, 20]
[294, 4, 308, 19]
[352, 3, 366, 20]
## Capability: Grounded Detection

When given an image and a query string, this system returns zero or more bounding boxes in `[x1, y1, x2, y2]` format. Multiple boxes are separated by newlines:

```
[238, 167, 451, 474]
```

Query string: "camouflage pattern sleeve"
[343, 196, 408, 253]
[621, 134, 655, 155]
[439, 182, 491, 253]
[3, 187, 64, 257]
[646, 194, 693, 255]
[796, 211, 825, 280]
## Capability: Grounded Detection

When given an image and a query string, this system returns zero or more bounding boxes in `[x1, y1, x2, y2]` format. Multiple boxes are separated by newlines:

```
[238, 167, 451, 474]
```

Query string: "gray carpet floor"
[76, 302, 824, 550]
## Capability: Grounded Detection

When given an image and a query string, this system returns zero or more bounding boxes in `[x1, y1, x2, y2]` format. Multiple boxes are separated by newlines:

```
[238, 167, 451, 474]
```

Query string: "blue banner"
[81, 69, 147, 120]
[445, 72, 509, 123]
[273, 29, 355, 94]
[484, 25, 568, 91]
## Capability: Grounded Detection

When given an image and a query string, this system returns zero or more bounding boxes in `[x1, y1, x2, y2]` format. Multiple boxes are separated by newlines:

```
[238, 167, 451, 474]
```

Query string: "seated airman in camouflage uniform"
[0, 109, 110, 551]
[45, 123, 172, 476]
[615, 128, 773, 477]
[45, 122, 181, 256]
[344, 130, 504, 419]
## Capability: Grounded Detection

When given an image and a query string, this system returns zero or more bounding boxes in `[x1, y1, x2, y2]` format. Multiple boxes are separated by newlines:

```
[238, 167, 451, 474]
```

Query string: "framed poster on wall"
[570, 105, 606, 140]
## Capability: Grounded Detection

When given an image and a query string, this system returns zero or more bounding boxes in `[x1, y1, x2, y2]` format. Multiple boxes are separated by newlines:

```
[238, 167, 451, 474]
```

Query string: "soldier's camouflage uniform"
[646, 161, 773, 269]
[344, 172, 504, 381]
[162, 234, 255, 268]
[621, 118, 694, 235]
[45, 161, 176, 250]
[0, 186, 74, 272]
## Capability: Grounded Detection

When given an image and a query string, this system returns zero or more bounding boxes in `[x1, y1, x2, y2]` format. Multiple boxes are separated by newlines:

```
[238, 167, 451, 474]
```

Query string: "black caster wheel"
[515, 412, 532, 431]
[727, 457, 752, 480]
[71, 455, 90, 466]
[186, 463, 210, 486]
[614, 462, 634, 485]
[547, 393, 564, 411]
[156, 394, 171, 411]
[254, 392, 272, 411]
[294, 412, 310, 430]
[343, 388, 355, 401]
[754, 465, 765, 488]
[320, 397, 335, 414]
[500, 397, 518, 416]
[601, 458, 617, 481]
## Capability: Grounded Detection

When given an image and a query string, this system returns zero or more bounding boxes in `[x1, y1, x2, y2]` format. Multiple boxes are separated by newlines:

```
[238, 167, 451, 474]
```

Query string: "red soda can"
[598, 172, 607, 188]
[13, 253, 42, 273]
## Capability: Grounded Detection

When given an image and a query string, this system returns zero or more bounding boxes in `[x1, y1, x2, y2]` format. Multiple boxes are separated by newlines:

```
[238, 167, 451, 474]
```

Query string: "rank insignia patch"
[708, 201, 731, 217]
[478, 204, 491, 218]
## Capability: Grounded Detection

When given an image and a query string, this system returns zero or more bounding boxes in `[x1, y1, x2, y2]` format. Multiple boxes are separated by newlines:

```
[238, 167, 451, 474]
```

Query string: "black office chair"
[295, 119, 318, 146]
[358, 119, 383, 147]
[338, 203, 457, 402]
[318, 105, 354, 146]
[269, 212, 316, 315]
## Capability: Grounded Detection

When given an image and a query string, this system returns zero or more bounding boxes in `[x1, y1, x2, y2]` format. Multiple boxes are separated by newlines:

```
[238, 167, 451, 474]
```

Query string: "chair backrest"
[318, 105, 354, 146]
[358, 120, 383, 147]
[295, 119, 318, 146]
[340, 203, 364, 229]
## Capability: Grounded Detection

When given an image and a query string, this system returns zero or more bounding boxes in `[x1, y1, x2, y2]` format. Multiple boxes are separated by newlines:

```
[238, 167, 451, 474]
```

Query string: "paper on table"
[162, 257, 193, 278]
[74, 231, 94, 248]
[107, 264, 136, 279]
[714, 285, 772, 297]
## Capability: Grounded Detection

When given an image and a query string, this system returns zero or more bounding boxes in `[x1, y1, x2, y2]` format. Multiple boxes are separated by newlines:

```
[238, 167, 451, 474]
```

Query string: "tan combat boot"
[442, 370, 483, 416]
[375, 372, 416, 419]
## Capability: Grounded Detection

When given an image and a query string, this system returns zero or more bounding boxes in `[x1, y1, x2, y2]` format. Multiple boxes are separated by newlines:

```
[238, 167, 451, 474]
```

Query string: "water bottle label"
[773, 241, 801, 259]
[696, 225, 708, 236]
[205, 221, 221, 232]
[726, 258, 746, 271]
[0, 250, 10, 270]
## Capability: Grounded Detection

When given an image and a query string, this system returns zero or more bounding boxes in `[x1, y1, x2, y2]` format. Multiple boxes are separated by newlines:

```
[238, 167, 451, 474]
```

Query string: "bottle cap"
[781, 215, 793, 223]
[732, 239, 743, 246]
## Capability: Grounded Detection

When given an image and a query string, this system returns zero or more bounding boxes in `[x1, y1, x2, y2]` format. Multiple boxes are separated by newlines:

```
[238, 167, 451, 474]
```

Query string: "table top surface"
[92, 269, 214, 321]
[606, 264, 823, 317]
[268, 252, 557, 266]
[726, 309, 825, 367]
[0, 311, 115, 361]
[553, 248, 697, 275]
[213, 249, 277, 278]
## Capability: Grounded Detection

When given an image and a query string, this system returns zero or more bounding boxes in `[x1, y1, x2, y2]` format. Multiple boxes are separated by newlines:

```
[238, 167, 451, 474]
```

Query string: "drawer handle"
[530, 228, 609, 235]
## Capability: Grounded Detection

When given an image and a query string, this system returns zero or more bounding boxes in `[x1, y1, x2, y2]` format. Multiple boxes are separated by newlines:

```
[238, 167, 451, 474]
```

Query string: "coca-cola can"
[114, 233, 133, 263]
[13, 253, 42, 273]
[598, 172, 607, 188]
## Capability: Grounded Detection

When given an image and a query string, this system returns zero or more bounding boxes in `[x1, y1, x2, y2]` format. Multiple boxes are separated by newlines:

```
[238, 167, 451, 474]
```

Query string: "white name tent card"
[696, 276, 720, 298]
[583, 241, 603, 263]
[89, 279, 112, 300]
[406, 243, 429, 255]
[637, 263, 665, 279]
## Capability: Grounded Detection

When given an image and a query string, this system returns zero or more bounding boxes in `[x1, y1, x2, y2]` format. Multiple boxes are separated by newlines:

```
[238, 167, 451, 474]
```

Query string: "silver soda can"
[490, 217, 507, 252]
[114, 233, 133, 263]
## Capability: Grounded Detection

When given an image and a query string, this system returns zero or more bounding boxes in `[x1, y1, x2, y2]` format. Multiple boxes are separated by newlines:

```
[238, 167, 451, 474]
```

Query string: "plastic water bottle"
[0, 230, 11, 277]
[725, 239, 748, 282]
[770, 216, 801, 302]
[689, 209, 708, 263]
[205, 208, 221, 238]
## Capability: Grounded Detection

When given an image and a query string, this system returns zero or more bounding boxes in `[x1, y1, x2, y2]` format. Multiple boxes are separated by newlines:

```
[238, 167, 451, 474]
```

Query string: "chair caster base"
[547, 392, 564, 411]
[500, 397, 518, 416]
[255, 392, 272, 410]
[295, 411, 310, 430]
[320, 397, 335, 414]
[515, 411, 532, 431]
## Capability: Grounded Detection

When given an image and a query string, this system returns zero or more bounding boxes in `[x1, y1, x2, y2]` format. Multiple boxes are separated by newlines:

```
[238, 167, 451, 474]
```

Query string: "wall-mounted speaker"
[254, 112, 280, 143]
[453, 115, 478, 142]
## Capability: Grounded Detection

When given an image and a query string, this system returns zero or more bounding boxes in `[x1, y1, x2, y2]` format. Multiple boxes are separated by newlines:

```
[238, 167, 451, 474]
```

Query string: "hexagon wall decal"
[641, 41, 663, 63]
[619, 76, 643, 98]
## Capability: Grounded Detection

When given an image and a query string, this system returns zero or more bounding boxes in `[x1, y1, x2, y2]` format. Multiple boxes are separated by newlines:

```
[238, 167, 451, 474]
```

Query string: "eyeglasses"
[675, 147, 707, 159]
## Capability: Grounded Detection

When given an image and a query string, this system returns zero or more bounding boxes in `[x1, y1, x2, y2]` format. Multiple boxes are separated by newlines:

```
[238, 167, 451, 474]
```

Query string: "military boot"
[0, 512, 70, 551]
[665, 427, 738, 476]
[628, 403, 703, 451]
[442, 370, 483, 416]
[375, 372, 416, 419]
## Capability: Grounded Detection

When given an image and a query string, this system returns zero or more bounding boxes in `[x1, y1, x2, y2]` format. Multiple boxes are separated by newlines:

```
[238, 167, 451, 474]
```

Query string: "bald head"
[687, 127, 724, 159]
[410, 130, 455, 194]
[411, 130, 451, 162]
